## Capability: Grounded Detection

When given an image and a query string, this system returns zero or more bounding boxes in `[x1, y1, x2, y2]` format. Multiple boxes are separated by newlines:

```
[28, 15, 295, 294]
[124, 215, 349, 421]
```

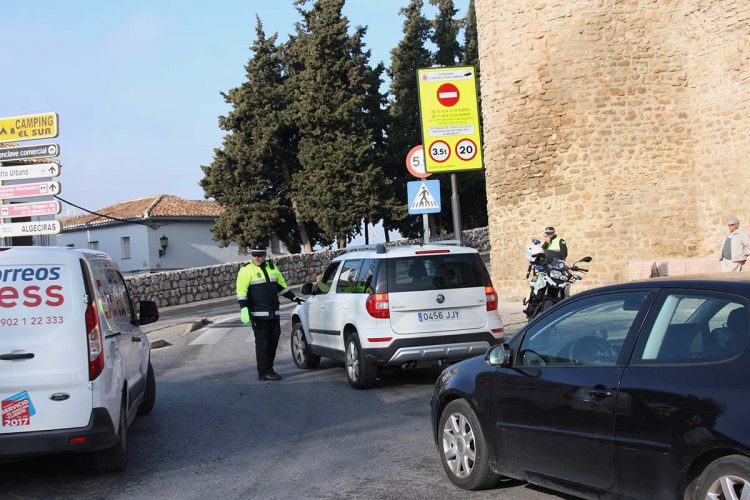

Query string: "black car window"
[632, 291, 748, 364]
[336, 260, 362, 294]
[386, 253, 489, 293]
[518, 291, 649, 367]
[315, 262, 340, 295]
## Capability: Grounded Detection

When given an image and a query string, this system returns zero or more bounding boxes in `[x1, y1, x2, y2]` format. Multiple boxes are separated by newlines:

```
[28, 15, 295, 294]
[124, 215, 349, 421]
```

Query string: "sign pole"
[451, 173, 462, 242]
[423, 214, 430, 244]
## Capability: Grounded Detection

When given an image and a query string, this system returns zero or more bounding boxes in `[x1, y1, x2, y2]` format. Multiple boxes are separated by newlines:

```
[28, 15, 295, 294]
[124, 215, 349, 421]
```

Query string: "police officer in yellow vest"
[237, 244, 304, 381]
[542, 226, 568, 261]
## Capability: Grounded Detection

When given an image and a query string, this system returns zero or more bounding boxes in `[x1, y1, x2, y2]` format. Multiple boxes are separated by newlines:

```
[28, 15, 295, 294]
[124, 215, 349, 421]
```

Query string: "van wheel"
[690, 455, 750, 500]
[137, 361, 156, 415]
[291, 322, 320, 369]
[438, 399, 500, 490]
[92, 399, 127, 473]
[345, 332, 377, 389]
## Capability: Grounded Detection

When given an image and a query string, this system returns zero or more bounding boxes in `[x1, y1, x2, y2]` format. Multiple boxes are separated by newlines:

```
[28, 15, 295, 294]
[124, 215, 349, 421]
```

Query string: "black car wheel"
[438, 399, 500, 490]
[291, 322, 320, 369]
[345, 332, 377, 389]
[92, 396, 128, 472]
[690, 455, 750, 500]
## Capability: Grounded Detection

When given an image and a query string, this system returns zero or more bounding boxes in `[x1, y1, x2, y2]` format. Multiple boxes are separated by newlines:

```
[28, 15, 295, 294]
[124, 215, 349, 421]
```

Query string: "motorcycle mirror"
[578, 256, 593, 263]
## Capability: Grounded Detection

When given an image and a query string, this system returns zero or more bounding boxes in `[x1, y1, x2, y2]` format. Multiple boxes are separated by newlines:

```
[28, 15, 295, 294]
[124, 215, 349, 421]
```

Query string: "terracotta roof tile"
[61, 194, 223, 230]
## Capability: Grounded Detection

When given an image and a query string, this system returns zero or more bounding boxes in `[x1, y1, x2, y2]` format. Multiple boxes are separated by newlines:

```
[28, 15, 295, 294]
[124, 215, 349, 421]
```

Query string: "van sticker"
[2, 391, 36, 427]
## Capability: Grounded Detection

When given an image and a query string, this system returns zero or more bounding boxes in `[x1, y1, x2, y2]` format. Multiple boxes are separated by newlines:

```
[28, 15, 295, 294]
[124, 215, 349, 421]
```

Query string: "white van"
[0, 247, 158, 472]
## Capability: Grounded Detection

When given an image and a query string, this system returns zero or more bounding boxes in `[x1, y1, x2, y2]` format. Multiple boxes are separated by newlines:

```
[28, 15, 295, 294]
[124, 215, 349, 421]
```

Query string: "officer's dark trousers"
[251, 317, 281, 376]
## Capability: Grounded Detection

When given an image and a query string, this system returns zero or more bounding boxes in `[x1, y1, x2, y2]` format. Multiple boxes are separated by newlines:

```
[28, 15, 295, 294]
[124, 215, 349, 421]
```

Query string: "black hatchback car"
[431, 274, 750, 499]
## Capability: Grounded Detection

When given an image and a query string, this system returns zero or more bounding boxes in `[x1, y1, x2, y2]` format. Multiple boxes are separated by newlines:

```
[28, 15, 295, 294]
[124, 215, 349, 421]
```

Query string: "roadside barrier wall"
[125, 227, 490, 309]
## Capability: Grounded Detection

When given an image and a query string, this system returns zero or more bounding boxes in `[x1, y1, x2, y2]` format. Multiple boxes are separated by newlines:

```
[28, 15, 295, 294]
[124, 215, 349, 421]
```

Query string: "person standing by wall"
[542, 226, 568, 261]
[720, 218, 750, 272]
[236, 245, 305, 381]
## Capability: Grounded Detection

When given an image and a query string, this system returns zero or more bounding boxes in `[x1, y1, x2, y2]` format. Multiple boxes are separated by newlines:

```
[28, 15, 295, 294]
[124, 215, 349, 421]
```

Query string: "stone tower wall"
[475, 0, 750, 299]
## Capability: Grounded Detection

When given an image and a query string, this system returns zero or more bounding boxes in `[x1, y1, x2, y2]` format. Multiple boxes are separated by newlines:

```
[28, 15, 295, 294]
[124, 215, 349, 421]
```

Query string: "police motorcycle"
[522, 240, 592, 320]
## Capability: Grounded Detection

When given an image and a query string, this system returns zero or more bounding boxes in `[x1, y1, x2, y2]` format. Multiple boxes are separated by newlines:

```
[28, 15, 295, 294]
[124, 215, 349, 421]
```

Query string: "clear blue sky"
[1, 1, 466, 243]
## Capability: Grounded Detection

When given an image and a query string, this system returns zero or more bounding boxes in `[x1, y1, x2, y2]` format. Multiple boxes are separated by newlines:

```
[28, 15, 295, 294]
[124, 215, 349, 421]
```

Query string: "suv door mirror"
[139, 300, 159, 325]
[485, 343, 512, 367]
[300, 282, 314, 295]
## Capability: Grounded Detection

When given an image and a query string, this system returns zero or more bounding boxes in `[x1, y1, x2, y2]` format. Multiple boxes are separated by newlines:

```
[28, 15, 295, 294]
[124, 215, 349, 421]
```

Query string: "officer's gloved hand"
[240, 307, 250, 324]
[293, 297, 306, 305]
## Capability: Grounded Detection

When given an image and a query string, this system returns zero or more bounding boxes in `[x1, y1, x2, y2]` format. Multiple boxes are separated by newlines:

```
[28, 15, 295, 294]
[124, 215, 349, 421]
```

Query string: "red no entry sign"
[436, 83, 460, 107]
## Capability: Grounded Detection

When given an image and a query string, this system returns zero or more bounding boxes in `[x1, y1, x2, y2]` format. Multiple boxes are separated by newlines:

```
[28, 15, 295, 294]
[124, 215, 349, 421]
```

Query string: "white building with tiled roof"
[55, 194, 286, 274]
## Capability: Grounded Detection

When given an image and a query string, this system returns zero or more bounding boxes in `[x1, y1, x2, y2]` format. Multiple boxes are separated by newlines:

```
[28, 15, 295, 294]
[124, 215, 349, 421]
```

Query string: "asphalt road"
[1, 299, 570, 500]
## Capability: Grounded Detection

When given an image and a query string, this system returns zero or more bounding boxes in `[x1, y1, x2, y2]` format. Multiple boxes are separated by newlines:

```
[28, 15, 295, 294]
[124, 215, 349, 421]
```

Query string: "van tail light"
[85, 302, 104, 380]
[365, 293, 390, 319]
[485, 286, 498, 311]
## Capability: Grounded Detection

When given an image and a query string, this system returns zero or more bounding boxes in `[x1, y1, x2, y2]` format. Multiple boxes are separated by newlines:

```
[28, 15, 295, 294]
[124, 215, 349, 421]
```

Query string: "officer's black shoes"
[258, 371, 282, 381]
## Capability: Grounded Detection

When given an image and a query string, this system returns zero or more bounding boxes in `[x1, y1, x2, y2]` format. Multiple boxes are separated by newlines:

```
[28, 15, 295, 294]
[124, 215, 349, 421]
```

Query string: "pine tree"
[430, 0, 462, 66]
[200, 18, 314, 253]
[383, 0, 434, 239]
[287, 0, 393, 248]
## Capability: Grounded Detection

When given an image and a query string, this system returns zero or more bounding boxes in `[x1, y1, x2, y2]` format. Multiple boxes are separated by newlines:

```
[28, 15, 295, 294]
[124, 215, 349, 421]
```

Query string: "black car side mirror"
[300, 282, 314, 295]
[486, 343, 512, 367]
[138, 300, 159, 325]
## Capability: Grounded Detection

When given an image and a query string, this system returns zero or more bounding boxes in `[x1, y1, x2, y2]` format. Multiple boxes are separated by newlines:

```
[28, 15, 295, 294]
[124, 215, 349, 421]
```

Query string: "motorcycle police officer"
[236, 244, 304, 381]
[542, 226, 568, 261]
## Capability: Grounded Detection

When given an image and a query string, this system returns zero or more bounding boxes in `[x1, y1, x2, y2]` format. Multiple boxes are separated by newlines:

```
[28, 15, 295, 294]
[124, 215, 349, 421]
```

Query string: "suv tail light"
[365, 293, 390, 319]
[485, 286, 498, 311]
[85, 302, 104, 380]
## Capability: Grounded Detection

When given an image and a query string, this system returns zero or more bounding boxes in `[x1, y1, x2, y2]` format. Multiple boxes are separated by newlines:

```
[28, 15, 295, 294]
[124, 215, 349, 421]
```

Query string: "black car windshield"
[386, 253, 489, 293]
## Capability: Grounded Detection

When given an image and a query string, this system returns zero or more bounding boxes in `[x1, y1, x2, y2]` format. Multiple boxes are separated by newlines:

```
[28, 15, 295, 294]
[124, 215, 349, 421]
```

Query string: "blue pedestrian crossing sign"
[407, 179, 441, 215]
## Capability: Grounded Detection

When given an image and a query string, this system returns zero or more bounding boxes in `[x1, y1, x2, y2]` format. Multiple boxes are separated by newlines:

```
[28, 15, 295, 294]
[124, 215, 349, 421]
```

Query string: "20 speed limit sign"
[428, 140, 450, 163]
[455, 139, 477, 161]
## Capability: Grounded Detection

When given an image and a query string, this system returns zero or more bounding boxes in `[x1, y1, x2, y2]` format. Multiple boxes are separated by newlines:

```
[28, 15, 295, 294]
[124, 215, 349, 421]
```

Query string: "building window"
[121, 237, 131, 259]
[89, 241, 99, 250]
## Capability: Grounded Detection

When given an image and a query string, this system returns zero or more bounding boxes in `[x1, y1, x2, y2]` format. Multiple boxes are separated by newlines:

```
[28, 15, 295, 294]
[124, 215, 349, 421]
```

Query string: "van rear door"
[0, 254, 93, 433]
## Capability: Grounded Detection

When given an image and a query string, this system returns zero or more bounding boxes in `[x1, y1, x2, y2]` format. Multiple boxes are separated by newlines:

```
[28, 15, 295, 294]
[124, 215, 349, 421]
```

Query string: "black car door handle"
[589, 386, 613, 399]
[131, 336, 142, 342]
[0, 352, 35, 361]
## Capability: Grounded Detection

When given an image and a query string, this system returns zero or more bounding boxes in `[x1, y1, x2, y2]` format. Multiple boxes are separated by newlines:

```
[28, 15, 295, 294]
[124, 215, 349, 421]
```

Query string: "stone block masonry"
[125, 228, 491, 309]
[476, 0, 750, 299]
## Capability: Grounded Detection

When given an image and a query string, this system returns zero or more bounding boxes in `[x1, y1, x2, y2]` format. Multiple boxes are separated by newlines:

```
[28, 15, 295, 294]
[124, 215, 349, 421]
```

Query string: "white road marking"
[189, 328, 229, 345]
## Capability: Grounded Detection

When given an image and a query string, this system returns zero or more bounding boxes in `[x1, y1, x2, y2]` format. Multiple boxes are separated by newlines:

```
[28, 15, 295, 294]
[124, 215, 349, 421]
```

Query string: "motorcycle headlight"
[549, 270, 563, 279]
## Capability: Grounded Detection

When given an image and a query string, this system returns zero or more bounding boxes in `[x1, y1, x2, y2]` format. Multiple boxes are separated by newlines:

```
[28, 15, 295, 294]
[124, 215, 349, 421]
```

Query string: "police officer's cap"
[544, 226, 556, 235]
[249, 244, 267, 257]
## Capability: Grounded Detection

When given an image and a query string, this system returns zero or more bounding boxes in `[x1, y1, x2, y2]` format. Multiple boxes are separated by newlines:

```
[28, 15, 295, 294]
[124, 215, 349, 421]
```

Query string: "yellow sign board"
[0, 112, 59, 143]
[417, 66, 482, 173]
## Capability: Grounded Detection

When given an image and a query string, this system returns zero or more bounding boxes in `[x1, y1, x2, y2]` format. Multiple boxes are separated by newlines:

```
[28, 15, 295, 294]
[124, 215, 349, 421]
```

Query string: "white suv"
[0, 247, 158, 472]
[290, 243, 504, 388]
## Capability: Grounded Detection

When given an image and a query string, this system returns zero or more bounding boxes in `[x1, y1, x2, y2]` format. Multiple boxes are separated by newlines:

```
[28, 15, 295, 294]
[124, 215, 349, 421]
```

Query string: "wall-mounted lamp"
[159, 234, 169, 257]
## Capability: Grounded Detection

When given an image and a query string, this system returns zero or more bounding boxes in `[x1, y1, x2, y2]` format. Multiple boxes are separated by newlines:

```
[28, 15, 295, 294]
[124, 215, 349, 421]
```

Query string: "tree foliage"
[383, 0, 434, 238]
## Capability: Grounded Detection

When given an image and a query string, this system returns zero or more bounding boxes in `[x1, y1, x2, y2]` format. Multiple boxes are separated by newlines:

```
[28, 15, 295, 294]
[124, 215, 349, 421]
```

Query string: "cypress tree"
[201, 18, 314, 252]
[457, 0, 488, 229]
[287, 0, 391, 248]
[384, 0, 434, 239]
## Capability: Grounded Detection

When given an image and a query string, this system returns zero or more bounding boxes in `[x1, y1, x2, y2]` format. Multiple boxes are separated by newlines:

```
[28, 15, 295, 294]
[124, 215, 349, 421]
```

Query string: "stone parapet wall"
[476, 0, 750, 299]
[125, 227, 491, 309]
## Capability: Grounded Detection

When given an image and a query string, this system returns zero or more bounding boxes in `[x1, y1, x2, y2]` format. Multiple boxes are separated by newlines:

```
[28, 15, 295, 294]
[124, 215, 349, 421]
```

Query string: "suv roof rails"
[340, 243, 387, 255]
[428, 240, 465, 247]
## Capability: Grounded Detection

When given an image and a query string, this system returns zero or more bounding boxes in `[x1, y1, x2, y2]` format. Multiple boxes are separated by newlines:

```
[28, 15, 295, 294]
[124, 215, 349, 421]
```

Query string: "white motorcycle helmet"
[525, 240, 546, 263]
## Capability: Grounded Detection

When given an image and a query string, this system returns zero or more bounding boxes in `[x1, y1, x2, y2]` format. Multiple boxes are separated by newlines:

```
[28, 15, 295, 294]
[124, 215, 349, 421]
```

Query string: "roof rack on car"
[428, 240, 465, 247]
[340, 243, 386, 255]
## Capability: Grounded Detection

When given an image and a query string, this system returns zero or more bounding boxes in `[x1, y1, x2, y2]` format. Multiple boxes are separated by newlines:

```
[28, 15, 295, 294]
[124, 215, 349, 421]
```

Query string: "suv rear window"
[386, 253, 489, 293]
